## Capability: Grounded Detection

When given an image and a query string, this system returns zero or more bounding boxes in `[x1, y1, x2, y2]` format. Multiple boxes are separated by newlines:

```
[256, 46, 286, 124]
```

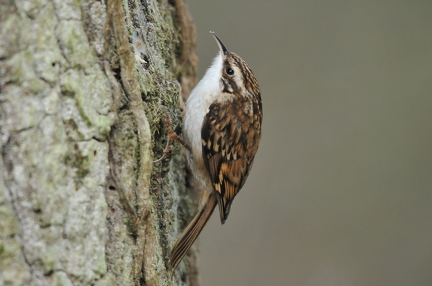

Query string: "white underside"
[183, 52, 223, 190]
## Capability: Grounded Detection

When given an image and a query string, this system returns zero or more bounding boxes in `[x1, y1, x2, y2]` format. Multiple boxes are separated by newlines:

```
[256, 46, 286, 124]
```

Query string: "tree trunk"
[0, 0, 198, 285]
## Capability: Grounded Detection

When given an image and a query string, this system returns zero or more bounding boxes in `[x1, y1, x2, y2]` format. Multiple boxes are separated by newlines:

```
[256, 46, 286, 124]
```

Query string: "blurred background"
[187, 1, 432, 285]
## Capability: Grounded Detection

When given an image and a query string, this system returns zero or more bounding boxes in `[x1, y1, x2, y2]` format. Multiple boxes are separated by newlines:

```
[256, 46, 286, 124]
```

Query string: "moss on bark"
[0, 0, 198, 285]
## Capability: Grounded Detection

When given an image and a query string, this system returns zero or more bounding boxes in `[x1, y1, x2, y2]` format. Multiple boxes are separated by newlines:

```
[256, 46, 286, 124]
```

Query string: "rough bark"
[0, 0, 198, 285]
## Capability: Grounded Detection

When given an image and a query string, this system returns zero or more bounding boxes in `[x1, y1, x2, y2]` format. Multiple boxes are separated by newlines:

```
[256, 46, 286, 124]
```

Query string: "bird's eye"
[225, 67, 234, 76]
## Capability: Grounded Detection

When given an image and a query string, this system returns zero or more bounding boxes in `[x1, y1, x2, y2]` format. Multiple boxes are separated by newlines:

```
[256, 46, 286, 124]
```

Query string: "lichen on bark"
[0, 0, 198, 285]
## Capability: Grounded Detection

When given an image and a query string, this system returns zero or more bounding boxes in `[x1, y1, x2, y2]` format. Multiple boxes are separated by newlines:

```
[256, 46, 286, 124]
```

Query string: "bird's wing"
[201, 99, 261, 223]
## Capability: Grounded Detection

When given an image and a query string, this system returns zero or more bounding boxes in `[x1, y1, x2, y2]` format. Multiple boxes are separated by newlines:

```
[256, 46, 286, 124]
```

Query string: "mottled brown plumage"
[202, 90, 261, 222]
[170, 32, 262, 274]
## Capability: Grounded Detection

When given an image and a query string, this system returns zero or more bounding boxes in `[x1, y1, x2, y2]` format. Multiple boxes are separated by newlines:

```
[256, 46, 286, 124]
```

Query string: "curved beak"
[210, 31, 229, 55]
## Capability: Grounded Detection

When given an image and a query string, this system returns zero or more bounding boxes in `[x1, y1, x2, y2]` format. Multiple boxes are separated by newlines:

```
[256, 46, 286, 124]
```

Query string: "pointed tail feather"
[170, 192, 218, 273]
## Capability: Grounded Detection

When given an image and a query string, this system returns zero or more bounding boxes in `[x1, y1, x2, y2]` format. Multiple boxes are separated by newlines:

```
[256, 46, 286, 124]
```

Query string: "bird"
[169, 31, 262, 273]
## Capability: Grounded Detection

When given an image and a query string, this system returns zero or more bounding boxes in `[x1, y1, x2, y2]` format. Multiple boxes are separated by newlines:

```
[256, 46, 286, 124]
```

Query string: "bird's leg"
[163, 109, 192, 153]
[154, 106, 192, 163]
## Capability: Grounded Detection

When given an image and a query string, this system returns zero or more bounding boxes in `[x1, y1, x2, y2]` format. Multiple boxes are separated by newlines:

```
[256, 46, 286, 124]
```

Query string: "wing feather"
[201, 99, 261, 223]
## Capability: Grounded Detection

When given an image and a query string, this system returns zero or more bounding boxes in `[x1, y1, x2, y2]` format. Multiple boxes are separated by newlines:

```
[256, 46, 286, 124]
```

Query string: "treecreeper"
[170, 32, 263, 273]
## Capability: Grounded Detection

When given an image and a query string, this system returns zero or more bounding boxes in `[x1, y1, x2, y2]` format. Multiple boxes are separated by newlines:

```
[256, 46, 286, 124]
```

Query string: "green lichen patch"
[33, 3, 64, 85]
[57, 20, 96, 69]
[0, 238, 31, 285]
[52, 271, 74, 286]
[0, 205, 19, 238]
[60, 67, 114, 141]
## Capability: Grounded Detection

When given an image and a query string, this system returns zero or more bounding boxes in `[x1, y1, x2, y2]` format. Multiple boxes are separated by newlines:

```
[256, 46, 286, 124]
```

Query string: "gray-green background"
[188, 1, 432, 285]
